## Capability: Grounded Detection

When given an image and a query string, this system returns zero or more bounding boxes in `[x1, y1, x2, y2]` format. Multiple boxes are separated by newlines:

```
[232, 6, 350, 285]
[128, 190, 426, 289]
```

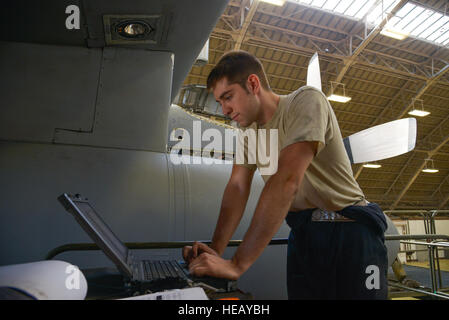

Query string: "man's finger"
[192, 241, 200, 259]
[188, 252, 209, 272]
[191, 242, 218, 258]
[196, 242, 218, 256]
[182, 246, 192, 261]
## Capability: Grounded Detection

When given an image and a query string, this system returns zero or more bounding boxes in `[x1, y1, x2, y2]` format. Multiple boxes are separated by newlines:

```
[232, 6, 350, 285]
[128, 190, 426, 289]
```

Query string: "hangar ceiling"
[179, 0, 449, 211]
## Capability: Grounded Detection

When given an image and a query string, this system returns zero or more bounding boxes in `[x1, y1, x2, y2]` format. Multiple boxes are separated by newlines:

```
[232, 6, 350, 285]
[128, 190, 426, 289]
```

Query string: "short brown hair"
[207, 51, 271, 92]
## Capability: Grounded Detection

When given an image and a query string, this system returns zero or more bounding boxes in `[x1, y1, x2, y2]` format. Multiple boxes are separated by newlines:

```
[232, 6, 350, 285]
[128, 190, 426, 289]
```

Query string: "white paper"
[119, 287, 209, 300]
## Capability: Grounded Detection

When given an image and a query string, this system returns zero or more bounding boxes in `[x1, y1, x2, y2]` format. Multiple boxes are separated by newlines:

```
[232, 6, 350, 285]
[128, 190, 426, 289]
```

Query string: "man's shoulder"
[289, 85, 327, 102]
[283, 86, 329, 114]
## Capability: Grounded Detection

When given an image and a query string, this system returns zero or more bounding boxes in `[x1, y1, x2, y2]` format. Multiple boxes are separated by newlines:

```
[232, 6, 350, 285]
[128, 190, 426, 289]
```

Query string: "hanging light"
[408, 109, 430, 117]
[379, 0, 409, 41]
[327, 82, 351, 103]
[408, 99, 430, 117]
[380, 27, 409, 40]
[422, 158, 439, 173]
[328, 94, 352, 103]
[260, 0, 286, 6]
[363, 163, 382, 169]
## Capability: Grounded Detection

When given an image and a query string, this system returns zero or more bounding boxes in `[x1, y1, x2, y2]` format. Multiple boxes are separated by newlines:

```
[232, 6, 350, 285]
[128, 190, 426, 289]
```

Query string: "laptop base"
[82, 266, 237, 298]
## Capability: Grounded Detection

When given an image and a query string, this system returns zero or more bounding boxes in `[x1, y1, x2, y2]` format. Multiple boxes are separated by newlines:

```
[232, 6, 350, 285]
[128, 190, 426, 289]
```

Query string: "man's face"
[213, 77, 259, 127]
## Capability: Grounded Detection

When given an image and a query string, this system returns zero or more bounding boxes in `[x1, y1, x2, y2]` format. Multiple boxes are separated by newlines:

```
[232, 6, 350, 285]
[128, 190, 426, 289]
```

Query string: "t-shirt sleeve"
[281, 88, 331, 155]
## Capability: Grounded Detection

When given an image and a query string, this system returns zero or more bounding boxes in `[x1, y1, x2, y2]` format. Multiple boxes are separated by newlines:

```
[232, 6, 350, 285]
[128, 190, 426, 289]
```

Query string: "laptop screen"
[59, 194, 133, 278]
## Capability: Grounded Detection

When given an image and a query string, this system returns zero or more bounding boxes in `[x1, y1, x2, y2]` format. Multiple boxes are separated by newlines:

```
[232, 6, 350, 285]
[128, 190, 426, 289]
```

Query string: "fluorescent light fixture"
[422, 168, 439, 173]
[363, 163, 382, 169]
[408, 99, 429, 117]
[328, 81, 351, 103]
[408, 109, 430, 117]
[380, 27, 409, 40]
[260, 0, 286, 6]
[328, 94, 352, 103]
[422, 158, 438, 173]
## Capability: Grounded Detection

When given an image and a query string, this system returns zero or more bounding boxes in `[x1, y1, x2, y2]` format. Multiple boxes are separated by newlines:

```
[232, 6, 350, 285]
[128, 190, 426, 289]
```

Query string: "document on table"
[119, 287, 208, 300]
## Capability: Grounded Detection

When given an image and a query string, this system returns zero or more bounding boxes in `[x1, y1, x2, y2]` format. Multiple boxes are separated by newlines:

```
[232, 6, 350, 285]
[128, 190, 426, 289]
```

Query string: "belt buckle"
[311, 209, 327, 222]
[311, 209, 355, 222]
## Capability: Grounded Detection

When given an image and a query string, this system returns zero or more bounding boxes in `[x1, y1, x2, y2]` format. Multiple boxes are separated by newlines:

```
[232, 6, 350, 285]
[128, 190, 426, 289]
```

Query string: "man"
[183, 51, 388, 299]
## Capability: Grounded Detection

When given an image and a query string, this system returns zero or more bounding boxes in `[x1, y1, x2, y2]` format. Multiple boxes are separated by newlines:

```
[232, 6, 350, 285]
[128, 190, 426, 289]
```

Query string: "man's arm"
[210, 164, 255, 255]
[182, 164, 254, 263]
[188, 141, 317, 279]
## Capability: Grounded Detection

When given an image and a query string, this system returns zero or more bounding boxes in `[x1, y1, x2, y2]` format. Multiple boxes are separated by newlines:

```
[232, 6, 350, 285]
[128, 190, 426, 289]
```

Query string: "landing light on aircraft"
[116, 21, 151, 38]
[124, 23, 146, 36]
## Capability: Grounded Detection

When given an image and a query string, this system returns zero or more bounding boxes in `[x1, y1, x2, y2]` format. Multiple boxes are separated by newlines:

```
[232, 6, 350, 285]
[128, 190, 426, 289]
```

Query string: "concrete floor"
[406, 258, 449, 272]
[389, 259, 449, 300]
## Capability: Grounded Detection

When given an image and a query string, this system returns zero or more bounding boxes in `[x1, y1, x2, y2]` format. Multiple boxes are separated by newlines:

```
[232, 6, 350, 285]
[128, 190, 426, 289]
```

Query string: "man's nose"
[222, 104, 232, 116]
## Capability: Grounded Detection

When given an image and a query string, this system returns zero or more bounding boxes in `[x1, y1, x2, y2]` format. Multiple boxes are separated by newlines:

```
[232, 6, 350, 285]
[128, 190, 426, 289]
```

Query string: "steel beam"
[332, 0, 409, 86]
[431, 173, 449, 198]
[233, 0, 259, 51]
[396, 64, 449, 119]
[439, 193, 449, 209]
[391, 133, 449, 209]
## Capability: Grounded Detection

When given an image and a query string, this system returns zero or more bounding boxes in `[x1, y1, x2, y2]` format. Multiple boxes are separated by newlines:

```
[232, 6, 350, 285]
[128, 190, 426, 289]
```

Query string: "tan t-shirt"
[234, 86, 365, 211]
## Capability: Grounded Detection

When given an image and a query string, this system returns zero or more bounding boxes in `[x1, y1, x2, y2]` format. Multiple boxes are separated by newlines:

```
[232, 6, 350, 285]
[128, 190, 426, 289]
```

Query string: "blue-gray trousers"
[285, 203, 388, 300]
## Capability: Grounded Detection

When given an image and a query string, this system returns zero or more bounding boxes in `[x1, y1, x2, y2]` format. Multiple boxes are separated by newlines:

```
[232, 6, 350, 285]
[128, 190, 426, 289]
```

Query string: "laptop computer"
[57, 193, 236, 294]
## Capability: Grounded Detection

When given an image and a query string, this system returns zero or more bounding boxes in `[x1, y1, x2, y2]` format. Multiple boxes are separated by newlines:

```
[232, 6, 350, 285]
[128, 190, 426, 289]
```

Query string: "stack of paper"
[119, 287, 208, 300]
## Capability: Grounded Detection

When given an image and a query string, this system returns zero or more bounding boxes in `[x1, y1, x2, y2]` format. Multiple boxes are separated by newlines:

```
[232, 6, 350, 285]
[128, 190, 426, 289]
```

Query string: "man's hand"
[188, 253, 243, 281]
[182, 242, 217, 265]
[183, 242, 243, 280]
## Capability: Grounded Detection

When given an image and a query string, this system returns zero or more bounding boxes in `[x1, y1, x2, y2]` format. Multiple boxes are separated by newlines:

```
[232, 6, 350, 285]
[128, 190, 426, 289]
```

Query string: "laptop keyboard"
[142, 260, 189, 281]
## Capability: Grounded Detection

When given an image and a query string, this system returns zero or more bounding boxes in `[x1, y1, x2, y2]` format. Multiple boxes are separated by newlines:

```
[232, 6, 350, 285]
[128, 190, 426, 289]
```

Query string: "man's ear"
[246, 74, 261, 94]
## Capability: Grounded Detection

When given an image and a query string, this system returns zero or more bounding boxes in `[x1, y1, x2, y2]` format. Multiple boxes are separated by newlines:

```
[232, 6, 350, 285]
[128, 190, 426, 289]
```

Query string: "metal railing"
[384, 210, 449, 236]
[45, 238, 289, 260]
[384, 210, 449, 299]
[398, 240, 449, 298]
[45, 234, 449, 299]
[44, 234, 449, 260]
